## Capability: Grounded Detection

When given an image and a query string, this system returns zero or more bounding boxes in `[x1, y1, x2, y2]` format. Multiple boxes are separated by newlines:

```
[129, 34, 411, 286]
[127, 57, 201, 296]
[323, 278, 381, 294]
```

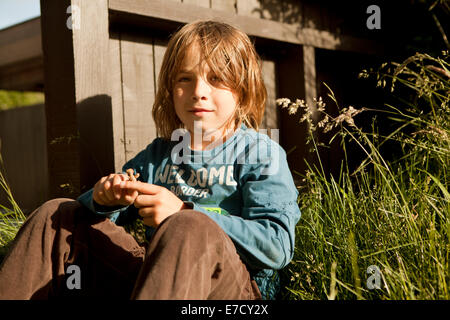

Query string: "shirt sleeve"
[199, 145, 301, 270]
[76, 139, 158, 224]
[76, 188, 129, 222]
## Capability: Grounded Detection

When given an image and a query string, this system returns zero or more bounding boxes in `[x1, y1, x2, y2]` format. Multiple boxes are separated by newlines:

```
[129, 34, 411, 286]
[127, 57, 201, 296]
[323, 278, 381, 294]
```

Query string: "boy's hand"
[120, 181, 187, 227]
[93, 173, 138, 207]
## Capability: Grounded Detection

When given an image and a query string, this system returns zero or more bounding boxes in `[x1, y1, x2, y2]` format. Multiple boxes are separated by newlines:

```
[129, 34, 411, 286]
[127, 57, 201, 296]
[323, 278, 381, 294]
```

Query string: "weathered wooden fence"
[0, 0, 385, 211]
[0, 105, 48, 213]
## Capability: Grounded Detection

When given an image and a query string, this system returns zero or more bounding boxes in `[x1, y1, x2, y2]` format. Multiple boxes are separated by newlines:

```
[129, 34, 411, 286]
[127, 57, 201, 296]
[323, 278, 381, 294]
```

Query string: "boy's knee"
[147, 210, 232, 257]
[163, 210, 219, 231]
[155, 210, 224, 241]
[29, 198, 78, 223]
[42, 198, 76, 209]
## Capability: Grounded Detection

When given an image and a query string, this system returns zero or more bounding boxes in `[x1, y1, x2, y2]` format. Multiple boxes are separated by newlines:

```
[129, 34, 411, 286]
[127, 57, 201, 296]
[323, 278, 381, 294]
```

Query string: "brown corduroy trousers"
[0, 198, 261, 300]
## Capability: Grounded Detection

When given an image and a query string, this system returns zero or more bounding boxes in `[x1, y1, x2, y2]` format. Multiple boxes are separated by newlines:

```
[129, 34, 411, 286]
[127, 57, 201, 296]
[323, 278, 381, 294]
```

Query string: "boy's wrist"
[182, 201, 194, 210]
[93, 199, 126, 213]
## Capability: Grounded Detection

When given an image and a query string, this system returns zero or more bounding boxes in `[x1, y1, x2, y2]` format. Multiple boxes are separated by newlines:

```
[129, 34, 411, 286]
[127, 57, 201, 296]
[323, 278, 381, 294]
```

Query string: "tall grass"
[279, 51, 449, 299]
[0, 150, 26, 262]
[0, 90, 45, 111]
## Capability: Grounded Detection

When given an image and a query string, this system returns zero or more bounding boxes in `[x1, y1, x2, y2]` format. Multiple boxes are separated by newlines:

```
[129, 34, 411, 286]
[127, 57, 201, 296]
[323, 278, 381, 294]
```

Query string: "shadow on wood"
[77, 94, 115, 195]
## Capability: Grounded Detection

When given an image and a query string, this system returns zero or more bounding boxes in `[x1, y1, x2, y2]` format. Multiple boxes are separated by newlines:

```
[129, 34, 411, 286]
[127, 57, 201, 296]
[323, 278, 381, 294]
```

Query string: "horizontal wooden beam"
[0, 0, 383, 75]
[0, 18, 43, 91]
[0, 56, 44, 91]
[0, 18, 42, 68]
[108, 0, 384, 54]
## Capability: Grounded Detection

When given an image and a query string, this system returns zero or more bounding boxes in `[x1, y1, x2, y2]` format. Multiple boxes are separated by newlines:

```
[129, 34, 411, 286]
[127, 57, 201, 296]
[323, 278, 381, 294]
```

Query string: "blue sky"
[0, 0, 40, 30]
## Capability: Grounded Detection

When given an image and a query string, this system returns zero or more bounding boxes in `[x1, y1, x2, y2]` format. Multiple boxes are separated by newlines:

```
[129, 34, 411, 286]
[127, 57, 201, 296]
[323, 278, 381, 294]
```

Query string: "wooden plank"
[109, 0, 383, 54]
[0, 18, 42, 68]
[261, 59, 278, 129]
[211, 0, 236, 13]
[303, 45, 318, 122]
[40, 0, 80, 198]
[236, 0, 260, 18]
[183, 0, 210, 8]
[72, 0, 110, 99]
[109, 32, 127, 173]
[120, 33, 157, 161]
[0, 104, 48, 213]
[41, 0, 116, 197]
[302, 45, 319, 174]
[72, 0, 116, 192]
[276, 45, 309, 182]
[152, 38, 167, 91]
[0, 56, 44, 91]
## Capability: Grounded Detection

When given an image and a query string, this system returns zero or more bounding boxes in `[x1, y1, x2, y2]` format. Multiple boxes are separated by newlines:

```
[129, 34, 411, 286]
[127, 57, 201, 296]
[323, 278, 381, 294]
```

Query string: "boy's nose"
[192, 78, 210, 101]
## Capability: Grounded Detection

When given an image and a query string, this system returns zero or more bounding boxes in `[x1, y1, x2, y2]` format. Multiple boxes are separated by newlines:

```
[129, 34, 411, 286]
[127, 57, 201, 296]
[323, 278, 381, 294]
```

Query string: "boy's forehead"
[178, 45, 209, 72]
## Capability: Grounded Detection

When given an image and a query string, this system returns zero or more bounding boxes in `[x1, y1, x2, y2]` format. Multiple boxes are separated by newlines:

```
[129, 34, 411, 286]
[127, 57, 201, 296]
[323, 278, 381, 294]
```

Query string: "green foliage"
[0, 90, 45, 258]
[278, 51, 449, 299]
[123, 217, 149, 246]
[0, 152, 26, 264]
[0, 89, 47, 263]
[0, 90, 45, 111]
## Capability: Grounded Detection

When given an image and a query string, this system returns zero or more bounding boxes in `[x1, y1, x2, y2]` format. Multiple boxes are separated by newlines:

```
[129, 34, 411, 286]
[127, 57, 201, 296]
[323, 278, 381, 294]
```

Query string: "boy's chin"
[188, 123, 228, 135]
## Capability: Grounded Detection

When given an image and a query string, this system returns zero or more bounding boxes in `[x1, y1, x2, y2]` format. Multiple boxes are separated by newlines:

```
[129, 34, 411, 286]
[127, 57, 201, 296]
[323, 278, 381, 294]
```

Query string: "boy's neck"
[189, 125, 237, 151]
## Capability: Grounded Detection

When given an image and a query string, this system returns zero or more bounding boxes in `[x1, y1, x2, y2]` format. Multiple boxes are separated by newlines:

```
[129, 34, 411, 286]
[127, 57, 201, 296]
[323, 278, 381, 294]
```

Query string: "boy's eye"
[177, 76, 191, 82]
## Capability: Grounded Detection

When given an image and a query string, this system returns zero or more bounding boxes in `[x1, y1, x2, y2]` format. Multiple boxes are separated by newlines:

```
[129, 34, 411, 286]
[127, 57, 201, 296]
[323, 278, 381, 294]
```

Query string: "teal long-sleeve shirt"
[77, 124, 301, 299]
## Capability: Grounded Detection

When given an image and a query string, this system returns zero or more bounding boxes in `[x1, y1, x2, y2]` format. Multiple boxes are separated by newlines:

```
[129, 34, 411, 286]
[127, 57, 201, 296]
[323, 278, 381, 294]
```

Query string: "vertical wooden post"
[120, 33, 157, 162]
[72, 0, 115, 193]
[109, 31, 127, 173]
[303, 45, 318, 122]
[40, 0, 115, 198]
[40, 0, 79, 198]
[277, 45, 307, 182]
[276, 43, 319, 182]
[302, 44, 319, 176]
[261, 58, 278, 130]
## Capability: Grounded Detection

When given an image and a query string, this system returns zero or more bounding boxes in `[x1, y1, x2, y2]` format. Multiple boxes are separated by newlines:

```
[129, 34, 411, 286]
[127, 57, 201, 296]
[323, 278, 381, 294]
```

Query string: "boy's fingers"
[127, 188, 138, 197]
[99, 176, 108, 184]
[112, 175, 124, 199]
[119, 173, 130, 181]
[134, 194, 159, 208]
[124, 190, 138, 202]
[103, 181, 115, 202]
[120, 181, 160, 195]
[97, 192, 111, 205]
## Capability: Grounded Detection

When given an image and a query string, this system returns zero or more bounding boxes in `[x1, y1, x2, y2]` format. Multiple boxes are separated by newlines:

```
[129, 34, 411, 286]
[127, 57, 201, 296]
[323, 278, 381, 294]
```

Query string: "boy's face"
[172, 44, 238, 146]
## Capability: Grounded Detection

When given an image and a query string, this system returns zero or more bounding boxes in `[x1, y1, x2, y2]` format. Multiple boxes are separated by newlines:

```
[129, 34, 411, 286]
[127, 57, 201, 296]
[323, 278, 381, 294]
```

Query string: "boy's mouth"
[189, 108, 213, 116]
[189, 107, 213, 112]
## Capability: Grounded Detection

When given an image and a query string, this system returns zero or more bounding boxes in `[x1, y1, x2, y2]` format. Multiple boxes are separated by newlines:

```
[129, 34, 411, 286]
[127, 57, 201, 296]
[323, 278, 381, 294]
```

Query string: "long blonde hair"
[153, 20, 267, 139]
